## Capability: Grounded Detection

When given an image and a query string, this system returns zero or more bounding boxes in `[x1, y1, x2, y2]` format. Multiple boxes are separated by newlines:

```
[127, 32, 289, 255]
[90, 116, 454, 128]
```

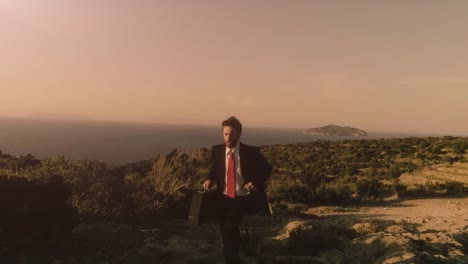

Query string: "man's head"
[222, 116, 242, 148]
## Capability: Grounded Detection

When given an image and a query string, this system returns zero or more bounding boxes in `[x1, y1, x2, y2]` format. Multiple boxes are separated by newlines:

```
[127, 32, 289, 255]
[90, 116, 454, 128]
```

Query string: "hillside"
[303, 124, 367, 137]
[1, 136, 467, 262]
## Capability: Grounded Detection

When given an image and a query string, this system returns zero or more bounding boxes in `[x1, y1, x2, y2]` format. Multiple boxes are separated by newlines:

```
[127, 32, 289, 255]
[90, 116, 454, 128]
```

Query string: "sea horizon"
[0, 117, 455, 165]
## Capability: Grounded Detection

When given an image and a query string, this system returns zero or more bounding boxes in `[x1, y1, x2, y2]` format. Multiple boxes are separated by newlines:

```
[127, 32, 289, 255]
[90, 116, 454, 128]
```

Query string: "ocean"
[0, 118, 436, 165]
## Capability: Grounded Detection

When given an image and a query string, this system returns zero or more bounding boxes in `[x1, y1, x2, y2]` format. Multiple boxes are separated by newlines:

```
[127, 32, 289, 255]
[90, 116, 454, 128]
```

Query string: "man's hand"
[203, 180, 212, 191]
[244, 182, 256, 192]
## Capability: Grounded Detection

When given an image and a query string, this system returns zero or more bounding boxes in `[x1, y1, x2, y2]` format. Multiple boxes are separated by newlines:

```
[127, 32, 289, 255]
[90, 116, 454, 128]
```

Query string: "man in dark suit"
[203, 116, 271, 264]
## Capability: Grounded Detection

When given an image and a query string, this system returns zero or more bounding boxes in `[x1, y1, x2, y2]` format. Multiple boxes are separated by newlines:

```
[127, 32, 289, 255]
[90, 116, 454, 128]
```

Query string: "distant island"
[303, 124, 367, 137]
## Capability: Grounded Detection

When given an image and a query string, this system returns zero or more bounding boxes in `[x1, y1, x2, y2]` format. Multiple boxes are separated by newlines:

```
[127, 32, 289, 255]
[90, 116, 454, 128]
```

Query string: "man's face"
[223, 126, 241, 148]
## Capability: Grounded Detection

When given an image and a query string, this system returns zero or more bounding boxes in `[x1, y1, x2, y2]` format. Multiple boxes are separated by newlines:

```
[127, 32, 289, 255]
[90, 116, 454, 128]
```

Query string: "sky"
[1, 1, 468, 135]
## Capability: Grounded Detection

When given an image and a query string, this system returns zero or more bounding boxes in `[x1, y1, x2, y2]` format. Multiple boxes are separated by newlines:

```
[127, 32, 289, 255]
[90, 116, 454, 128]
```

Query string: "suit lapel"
[239, 142, 246, 178]
[219, 144, 226, 172]
[216, 144, 226, 190]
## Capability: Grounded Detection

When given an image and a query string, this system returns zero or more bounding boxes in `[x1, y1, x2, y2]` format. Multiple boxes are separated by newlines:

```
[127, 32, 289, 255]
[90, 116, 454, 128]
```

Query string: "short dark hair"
[222, 116, 242, 133]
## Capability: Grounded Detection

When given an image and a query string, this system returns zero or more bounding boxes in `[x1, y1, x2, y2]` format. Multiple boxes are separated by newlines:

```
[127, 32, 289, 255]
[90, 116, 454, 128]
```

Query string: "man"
[203, 116, 271, 264]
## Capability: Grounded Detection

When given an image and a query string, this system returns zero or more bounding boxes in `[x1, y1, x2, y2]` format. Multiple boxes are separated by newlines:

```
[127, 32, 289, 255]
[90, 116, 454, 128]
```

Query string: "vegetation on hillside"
[0, 137, 467, 258]
[263, 136, 468, 204]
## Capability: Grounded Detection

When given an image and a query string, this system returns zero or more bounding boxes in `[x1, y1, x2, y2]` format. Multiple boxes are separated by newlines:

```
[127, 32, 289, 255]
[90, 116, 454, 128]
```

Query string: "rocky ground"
[51, 197, 468, 264]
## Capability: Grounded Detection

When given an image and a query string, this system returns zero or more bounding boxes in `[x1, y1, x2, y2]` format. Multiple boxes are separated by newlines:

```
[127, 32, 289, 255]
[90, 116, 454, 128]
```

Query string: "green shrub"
[0, 175, 74, 254]
[356, 177, 382, 199]
[287, 225, 344, 256]
[12, 156, 133, 222]
[268, 181, 314, 204]
[445, 181, 466, 195]
[321, 182, 353, 204]
[126, 148, 211, 217]
[392, 180, 407, 196]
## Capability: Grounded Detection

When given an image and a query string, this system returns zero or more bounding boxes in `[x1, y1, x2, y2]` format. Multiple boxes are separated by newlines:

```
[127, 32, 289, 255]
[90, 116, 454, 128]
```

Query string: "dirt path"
[67, 198, 468, 263]
[366, 198, 468, 233]
[136, 198, 468, 263]
[302, 197, 468, 263]
[310, 197, 468, 233]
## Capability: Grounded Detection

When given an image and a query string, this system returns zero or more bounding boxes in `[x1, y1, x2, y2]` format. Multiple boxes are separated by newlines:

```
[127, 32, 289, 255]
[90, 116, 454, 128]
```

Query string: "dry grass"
[152, 156, 191, 202]
[399, 162, 468, 189]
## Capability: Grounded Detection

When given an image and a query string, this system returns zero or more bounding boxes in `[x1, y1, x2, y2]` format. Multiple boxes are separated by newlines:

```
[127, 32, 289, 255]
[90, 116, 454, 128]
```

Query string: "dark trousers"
[217, 194, 250, 264]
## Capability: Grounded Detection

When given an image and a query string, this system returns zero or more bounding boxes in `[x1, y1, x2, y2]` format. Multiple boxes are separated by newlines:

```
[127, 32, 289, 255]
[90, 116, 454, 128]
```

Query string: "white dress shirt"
[224, 141, 249, 196]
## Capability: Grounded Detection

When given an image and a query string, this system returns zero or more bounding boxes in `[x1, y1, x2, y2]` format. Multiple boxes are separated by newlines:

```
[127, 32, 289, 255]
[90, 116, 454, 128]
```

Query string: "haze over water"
[0, 118, 444, 165]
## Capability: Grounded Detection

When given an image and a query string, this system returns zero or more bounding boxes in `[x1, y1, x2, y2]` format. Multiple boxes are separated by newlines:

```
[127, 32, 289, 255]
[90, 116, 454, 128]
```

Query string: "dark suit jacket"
[208, 142, 271, 215]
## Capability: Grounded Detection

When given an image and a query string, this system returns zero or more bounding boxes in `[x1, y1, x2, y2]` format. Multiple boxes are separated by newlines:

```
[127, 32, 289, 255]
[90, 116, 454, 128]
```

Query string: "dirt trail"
[300, 197, 468, 263]
[310, 197, 468, 233]
[68, 198, 468, 263]
[152, 197, 468, 263]
[367, 198, 467, 233]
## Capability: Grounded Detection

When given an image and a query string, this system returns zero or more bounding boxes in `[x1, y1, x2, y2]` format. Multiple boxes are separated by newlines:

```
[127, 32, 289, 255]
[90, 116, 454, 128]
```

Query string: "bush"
[14, 156, 134, 222]
[321, 182, 353, 204]
[269, 181, 314, 204]
[357, 177, 383, 199]
[445, 181, 466, 195]
[0, 175, 74, 255]
[392, 180, 407, 196]
[287, 224, 344, 256]
[126, 149, 211, 217]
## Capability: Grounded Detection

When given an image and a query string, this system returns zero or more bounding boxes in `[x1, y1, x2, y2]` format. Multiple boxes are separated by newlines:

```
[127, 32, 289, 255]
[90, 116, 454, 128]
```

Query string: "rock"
[351, 222, 380, 236]
[274, 220, 308, 240]
[346, 234, 416, 263]
[385, 225, 405, 234]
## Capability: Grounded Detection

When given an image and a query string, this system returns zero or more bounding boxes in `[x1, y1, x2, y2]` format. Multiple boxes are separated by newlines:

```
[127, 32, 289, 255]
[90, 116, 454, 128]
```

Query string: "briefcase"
[188, 190, 217, 228]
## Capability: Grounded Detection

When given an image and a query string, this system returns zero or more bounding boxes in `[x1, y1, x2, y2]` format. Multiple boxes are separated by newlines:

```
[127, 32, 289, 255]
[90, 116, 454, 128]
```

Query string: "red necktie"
[227, 151, 236, 198]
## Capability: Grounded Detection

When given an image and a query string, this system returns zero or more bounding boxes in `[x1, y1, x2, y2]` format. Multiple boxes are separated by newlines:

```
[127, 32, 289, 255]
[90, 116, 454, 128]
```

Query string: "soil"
[24, 197, 467, 263]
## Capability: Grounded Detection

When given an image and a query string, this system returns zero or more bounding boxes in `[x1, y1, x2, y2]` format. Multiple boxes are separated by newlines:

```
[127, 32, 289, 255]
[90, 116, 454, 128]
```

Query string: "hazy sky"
[1, 1, 468, 134]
